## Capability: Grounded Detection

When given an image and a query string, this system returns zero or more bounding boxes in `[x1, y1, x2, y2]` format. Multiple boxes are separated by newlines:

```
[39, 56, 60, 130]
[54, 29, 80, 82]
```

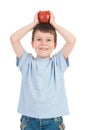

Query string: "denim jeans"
[20, 115, 65, 130]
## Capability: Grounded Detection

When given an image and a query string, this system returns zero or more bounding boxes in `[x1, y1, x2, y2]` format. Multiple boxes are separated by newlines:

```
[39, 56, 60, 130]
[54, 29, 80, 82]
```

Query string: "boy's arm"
[10, 13, 39, 59]
[50, 11, 76, 59]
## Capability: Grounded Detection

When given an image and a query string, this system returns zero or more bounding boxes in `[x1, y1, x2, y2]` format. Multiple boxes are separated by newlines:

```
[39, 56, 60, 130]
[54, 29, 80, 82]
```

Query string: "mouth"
[39, 47, 49, 51]
[40, 48, 48, 51]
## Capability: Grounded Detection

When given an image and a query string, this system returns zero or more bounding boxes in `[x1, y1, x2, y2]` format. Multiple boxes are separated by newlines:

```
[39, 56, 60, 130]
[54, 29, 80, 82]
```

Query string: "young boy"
[10, 11, 76, 130]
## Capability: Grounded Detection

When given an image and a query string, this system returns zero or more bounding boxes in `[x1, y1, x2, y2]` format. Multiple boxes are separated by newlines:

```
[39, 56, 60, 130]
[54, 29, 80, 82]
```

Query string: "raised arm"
[50, 11, 76, 59]
[10, 13, 39, 59]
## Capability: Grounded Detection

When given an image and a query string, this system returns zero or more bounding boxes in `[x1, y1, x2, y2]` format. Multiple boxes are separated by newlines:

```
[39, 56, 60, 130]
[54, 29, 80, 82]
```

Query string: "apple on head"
[38, 11, 50, 23]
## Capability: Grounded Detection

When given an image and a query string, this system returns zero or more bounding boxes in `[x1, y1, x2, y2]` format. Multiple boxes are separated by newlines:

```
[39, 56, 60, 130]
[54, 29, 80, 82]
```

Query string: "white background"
[0, 0, 88, 129]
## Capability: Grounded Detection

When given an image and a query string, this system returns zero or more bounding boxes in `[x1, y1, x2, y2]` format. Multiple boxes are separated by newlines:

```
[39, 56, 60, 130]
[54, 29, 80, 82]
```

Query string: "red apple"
[38, 11, 50, 23]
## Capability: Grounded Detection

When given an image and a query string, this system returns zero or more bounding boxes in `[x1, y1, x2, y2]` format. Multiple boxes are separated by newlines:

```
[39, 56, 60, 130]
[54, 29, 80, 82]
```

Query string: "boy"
[10, 11, 76, 130]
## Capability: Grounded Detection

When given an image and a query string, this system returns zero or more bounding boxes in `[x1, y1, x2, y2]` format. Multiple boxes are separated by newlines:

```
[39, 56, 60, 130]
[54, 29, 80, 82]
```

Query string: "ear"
[31, 41, 34, 48]
[54, 43, 57, 49]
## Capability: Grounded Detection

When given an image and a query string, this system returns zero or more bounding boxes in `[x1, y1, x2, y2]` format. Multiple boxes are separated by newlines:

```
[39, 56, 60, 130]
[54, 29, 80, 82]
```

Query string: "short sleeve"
[56, 51, 69, 72]
[16, 51, 32, 72]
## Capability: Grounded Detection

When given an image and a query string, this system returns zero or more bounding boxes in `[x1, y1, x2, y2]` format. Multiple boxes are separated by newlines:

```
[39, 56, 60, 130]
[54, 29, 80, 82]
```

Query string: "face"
[32, 30, 56, 58]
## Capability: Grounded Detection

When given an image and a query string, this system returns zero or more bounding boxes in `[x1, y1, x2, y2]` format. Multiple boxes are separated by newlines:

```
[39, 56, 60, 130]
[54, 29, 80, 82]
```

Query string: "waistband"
[20, 115, 63, 122]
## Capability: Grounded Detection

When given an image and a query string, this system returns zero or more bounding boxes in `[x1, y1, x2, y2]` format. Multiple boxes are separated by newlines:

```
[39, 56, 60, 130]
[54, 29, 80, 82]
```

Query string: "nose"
[41, 40, 46, 45]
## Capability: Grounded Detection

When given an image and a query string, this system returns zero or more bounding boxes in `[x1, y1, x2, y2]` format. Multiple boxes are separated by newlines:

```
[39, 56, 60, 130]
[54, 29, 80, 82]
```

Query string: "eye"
[47, 39, 51, 41]
[36, 38, 41, 41]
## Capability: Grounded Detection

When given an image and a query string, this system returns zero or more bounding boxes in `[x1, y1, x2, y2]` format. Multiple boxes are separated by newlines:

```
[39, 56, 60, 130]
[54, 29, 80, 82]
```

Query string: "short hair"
[32, 23, 57, 42]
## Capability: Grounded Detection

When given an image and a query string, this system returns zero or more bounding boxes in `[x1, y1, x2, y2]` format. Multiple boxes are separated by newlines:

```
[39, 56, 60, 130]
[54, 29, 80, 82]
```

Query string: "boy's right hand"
[33, 12, 39, 26]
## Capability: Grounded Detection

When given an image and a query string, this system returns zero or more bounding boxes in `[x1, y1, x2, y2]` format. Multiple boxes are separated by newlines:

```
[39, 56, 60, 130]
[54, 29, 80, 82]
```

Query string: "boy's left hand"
[49, 11, 55, 25]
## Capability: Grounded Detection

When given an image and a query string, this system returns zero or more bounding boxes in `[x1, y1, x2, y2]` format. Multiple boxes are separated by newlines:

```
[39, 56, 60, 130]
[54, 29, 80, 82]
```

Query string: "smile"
[39, 47, 49, 51]
[40, 48, 48, 51]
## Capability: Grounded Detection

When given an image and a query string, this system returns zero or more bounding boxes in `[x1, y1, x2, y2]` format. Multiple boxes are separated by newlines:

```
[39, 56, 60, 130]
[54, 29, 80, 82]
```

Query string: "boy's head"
[32, 23, 57, 42]
[31, 23, 57, 58]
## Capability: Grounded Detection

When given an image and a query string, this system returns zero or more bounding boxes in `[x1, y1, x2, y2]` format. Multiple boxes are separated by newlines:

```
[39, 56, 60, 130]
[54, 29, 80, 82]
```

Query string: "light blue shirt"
[16, 51, 69, 118]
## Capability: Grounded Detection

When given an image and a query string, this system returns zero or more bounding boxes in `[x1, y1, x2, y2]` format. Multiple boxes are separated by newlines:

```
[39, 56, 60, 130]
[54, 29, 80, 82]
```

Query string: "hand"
[49, 11, 55, 25]
[33, 12, 39, 25]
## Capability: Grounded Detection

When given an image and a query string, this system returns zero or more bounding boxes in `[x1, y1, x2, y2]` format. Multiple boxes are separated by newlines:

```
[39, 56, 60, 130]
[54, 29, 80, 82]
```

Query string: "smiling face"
[31, 23, 57, 58]
[32, 30, 56, 58]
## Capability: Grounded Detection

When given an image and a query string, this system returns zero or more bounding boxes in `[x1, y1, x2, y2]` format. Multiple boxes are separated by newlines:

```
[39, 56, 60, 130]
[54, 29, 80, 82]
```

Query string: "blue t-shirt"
[16, 51, 69, 118]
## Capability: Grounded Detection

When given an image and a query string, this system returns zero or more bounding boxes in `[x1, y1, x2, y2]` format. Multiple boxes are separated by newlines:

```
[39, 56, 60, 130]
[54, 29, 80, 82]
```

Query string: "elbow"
[71, 35, 76, 45]
[10, 32, 21, 45]
[10, 34, 17, 45]
[10, 34, 17, 44]
[73, 36, 76, 43]
[73, 36, 76, 45]
[10, 34, 14, 44]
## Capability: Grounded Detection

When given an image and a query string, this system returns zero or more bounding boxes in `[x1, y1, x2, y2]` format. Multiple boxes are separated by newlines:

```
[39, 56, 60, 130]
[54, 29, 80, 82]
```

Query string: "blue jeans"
[20, 115, 65, 130]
